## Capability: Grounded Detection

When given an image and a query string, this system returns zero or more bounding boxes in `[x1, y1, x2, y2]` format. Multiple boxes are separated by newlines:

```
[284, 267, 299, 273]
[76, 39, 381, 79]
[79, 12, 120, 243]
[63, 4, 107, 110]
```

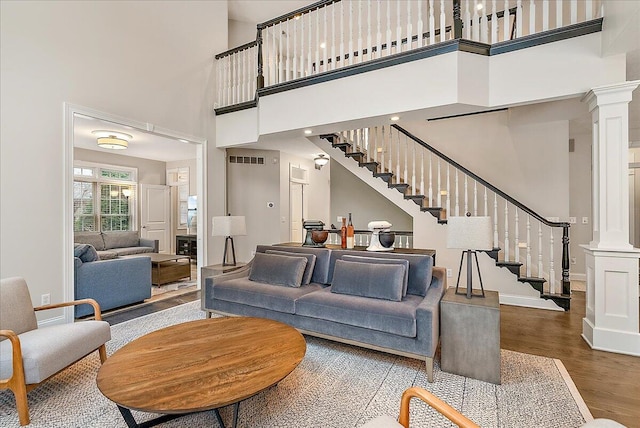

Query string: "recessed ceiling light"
[390, 116, 400, 121]
[179, 139, 189, 143]
[304, 129, 312, 135]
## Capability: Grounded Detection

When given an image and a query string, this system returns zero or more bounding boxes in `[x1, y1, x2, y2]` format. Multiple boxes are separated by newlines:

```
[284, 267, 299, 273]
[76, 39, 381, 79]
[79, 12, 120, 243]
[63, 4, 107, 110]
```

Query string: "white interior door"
[140, 184, 170, 253]
[290, 182, 308, 243]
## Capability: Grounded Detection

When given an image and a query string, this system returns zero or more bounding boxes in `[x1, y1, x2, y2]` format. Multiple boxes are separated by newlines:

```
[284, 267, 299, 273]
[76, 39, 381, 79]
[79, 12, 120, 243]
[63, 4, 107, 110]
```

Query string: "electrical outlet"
[582, 217, 589, 224]
[41, 293, 50, 305]
[569, 217, 576, 224]
[446, 269, 452, 278]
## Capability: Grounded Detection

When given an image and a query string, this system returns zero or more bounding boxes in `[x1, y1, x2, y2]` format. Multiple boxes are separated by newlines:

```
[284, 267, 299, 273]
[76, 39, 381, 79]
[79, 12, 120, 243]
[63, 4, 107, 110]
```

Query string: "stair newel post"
[537, 223, 543, 280]
[472, 0, 480, 41]
[529, 0, 536, 36]
[549, 229, 556, 294]
[417, 0, 424, 47]
[429, 0, 435, 45]
[453, 0, 463, 39]
[493, 193, 499, 249]
[406, 0, 413, 50]
[454, 169, 460, 216]
[504, 203, 509, 262]
[464, 0, 471, 39]
[526, 215, 532, 277]
[514, 208, 520, 264]
[542, 0, 549, 31]
[503, 0, 510, 42]
[561, 225, 570, 296]
[491, 0, 498, 43]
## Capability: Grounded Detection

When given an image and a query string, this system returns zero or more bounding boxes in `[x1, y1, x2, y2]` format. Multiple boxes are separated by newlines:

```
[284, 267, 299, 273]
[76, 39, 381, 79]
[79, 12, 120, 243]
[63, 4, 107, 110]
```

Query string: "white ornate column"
[581, 81, 640, 356]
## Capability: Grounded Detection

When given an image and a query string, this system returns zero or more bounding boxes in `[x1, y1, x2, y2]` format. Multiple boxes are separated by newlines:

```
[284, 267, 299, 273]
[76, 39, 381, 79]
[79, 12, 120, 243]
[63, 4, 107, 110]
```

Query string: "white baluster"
[272, 24, 277, 84]
[339, 2, 345, 67]
[491, 0, 498, 44]
[493, 193, 499, 248]
[323, 6, 327, 73]
[243, 48, 248, 101]
[278, 23, 284, 83]
[331, 4, 336, 70]
[417, 0, 424, 47]
[405, 235, 410, 249]
[226, 56, 231, 106]
[396, 1, 402, 53]
[455, 170, 460, 216]
[437, 159, 442, 207]
[465, 0, 472, 39]
[503, 0, 510, 41]
[308, 11, 312, 75]
[367, 0, 372, 61]
[285, 20, 290, 81]
[515, 209, 520, 263]
[484, 187, 488, 216]
[549, 229, 555, 294]
[381, 126, 386, 172]
[301, 15, 305, 76]
[315, 8, 320, 73]
[529, 0, 536, 36]
[293, 19, 298, 78]
[232, 54, 237, 104]
[464, 175, 468, 214]
[538, 223, 543, 279]
[411, 143, 416, 195]
[586, 0, 593, 20]
[542, 0, 549, 31]
[526, 216, 532, 277]
[472, 0, 480, 41]
[516, 0, 523, 38]
[407, 0, 413, 50]
[473, 181, 478, 216]
[386, 1, 392, 55]
[446, 165, 451, 214]
[404, 135, 408, 187]
[504, 203, 509, 262]
[396, 130, 401, 184]
[357, 1, 363, 63]
[372, 126, 378, 164]
[348, 1, 354, 65]
[388, 127, 392, 177]
[439, 0, 446, 42]
[481, 0, 488, 43]
[376, 0, 382, 58]
[570, 0, 577, 24]
[420, 149, 425, 200]
[556, 0, 562, 28]
[428, 153, 433, 206]
[429, 0, 435, 45]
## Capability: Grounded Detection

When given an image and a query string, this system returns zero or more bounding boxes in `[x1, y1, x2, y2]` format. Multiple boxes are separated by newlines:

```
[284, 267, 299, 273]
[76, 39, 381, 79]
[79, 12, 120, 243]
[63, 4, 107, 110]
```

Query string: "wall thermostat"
[267, 202, 275, 208]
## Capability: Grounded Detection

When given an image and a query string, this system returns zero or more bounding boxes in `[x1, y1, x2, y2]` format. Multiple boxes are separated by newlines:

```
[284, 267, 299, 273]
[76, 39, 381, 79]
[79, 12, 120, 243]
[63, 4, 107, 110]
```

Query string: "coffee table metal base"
[116, 402, 240, 428]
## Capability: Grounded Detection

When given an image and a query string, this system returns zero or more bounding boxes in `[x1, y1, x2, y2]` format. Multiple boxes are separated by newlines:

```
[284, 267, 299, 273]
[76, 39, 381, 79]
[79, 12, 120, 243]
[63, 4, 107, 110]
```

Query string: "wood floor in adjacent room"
[500, 291, 640, 428]
[105, 289, 639, 427]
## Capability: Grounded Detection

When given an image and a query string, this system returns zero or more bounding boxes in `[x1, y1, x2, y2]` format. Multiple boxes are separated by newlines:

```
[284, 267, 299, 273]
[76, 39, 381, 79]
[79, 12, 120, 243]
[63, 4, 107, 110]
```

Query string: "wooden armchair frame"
[0, 298, 107, 426]
[398, 387, 480, 428]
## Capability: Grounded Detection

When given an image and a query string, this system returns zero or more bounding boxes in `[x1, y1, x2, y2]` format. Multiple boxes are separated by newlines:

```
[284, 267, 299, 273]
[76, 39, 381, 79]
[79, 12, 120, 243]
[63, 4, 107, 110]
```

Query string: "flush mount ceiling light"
[390, 116, 400, 121]
[92, 130, 133, 150]
[314, 154, 329, 170]
[304, 129, 313, 135]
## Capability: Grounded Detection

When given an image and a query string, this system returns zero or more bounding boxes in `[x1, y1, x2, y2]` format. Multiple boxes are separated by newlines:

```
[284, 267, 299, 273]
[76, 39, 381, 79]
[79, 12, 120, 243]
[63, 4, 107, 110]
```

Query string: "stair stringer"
[312, 136, 563, 311]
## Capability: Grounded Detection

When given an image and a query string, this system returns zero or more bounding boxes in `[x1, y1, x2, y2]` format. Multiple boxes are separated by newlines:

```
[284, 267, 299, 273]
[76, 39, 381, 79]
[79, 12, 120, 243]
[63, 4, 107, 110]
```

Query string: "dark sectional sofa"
[204, 245, 446, 381]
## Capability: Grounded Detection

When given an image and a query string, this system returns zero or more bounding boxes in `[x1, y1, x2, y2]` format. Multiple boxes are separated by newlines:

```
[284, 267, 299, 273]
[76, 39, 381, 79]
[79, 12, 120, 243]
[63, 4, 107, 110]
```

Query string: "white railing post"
[515, 209, 520, 263]
[570, 0, 578, 24]
[542, 0, 549, 31]
[417, 0, 424, 47]
[396, 1, 402, 54]
[301, 14, 305, 76]
[586, 0, 593, 20]
[403, 135, 408, 187]
[380, 126, 386, 172]
[428, 153, 433, 206]
[293, 19, 298, 78]
[526, 215, 532, 277]
[464, 175, 469, 214]
[483, 187, 488, 216]
[388, 127, 393, 178]
[481, 0, 488, 43]
[308, 10, 313, 75]
[455, 170, 460, 216]
[493, 193, 499, 249]
[503, 0, 510, 41]
[439, 0, 446, 42]
[316, 8, 321, 73]
[376, 0, 382, 58]
[386, 1, 393, 55]
[472, 0, 480, 41]
[537, 223, 543, 279]
[556, 0, 563, 28]
[396, 130, 401, 184]
[464, 0, 472, 40]
[516, 0, 523, 38]
[491, 0, 498, 44]
[331, 4, 336, 70]
[473, 181, 478, 216]
[549, 229, 555, 294]
[420, 149, 425, 198]
[406, 0, 413, 51]
[357, 1, 363, 64]
[429, 0, 435, 45]
[504, 203, 509, 262]
[340, 2, 345, 67]
[437, 159, 442, 207]
[529, 0, 536, 36]
[366, 0, 372, 62]
[348, 1, 354, 65]
[446, 165, 451, 214]
[411, 142, 416, 195]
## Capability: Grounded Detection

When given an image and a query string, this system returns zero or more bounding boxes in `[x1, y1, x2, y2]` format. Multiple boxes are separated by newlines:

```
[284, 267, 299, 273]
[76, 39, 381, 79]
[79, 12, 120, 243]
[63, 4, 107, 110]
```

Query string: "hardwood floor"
[104, 289, 639, 427]
[501, 291, 640, 428]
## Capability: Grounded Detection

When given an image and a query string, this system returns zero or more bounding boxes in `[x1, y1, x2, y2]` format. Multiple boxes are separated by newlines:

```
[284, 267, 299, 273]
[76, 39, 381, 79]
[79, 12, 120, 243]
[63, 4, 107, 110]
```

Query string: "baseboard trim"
[570, 273, 586, 282]
[499, 293, 564, 311]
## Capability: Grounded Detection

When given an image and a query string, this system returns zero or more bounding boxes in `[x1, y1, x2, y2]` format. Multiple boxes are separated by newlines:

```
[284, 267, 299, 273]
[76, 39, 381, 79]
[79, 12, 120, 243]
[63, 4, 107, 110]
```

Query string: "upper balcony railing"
[215, 0, 603, 110]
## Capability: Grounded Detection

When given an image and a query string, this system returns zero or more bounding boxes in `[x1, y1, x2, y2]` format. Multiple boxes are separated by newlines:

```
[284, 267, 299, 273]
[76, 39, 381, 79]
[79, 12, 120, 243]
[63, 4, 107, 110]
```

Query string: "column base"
[582, 317, 640, 357]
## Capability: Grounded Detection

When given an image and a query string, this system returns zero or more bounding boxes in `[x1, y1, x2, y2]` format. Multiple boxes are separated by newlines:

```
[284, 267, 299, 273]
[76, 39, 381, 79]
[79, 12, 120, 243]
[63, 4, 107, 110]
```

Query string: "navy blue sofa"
[204, 245, 446, 382]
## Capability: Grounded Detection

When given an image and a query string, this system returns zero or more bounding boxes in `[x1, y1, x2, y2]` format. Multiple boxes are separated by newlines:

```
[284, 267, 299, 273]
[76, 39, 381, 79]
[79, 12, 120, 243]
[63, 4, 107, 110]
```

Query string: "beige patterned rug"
[0, 302, 593, 428]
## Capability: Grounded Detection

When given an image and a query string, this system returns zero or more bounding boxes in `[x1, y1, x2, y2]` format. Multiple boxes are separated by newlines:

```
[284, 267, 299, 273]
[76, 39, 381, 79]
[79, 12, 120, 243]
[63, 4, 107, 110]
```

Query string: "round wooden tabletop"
[97, 317, 306, 414]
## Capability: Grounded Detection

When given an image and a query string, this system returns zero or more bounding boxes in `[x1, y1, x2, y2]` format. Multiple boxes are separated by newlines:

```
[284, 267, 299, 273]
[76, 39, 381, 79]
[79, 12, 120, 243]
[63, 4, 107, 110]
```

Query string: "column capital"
[582, 80, 640, 112]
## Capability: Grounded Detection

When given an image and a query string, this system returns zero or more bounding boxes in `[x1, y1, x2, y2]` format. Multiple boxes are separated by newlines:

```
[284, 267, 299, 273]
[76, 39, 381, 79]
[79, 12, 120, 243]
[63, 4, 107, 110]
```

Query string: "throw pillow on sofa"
[249, 253, 308, 287]
[331, 259, 406, 302]
[73, 244, 100, 262]
[340, 255, 409, 296]
[265, 250, 317, 285]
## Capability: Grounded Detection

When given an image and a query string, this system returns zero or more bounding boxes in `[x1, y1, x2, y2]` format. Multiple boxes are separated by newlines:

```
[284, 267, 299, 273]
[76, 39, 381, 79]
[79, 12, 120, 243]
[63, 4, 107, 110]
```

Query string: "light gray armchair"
[0, 277, 111, 426]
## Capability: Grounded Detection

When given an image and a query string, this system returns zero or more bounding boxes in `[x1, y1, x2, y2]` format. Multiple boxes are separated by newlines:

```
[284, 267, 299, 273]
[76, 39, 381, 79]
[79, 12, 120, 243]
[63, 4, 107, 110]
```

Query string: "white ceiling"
[73, 115, 198, 163]
[228, 0, 315, 24]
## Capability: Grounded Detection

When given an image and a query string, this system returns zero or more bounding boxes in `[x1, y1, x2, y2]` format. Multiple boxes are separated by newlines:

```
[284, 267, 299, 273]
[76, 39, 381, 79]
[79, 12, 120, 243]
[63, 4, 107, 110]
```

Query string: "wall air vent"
[229, 156, 264, 165]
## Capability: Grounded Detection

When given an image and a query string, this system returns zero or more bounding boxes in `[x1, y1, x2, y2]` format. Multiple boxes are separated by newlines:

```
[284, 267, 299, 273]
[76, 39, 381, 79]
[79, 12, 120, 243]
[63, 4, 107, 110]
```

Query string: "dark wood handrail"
[391, 124, 569, 229]
[215, 40, 258, 60]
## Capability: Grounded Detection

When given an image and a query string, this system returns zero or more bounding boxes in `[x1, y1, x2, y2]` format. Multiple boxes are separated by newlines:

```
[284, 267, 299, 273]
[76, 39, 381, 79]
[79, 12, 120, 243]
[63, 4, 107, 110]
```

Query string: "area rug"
[150, 278, 197, 297]
[0, 301, 593, 428]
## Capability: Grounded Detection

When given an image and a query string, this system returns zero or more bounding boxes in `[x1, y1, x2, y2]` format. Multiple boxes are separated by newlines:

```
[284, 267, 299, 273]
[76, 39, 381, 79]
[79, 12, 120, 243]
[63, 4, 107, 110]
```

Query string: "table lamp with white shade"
[447, 214, 493, 298]
[212, 214, 246, 266]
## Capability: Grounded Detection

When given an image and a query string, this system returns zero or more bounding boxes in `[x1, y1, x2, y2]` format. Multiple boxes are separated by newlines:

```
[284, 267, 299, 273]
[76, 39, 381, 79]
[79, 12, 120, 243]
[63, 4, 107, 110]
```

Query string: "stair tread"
[518, 276, 546, 282]
[389, 183, 409, 187]
[421, 206, 443, 211]
[405, 194, 425, 199]
[374, 172, 393, 177]
[497, 261, 523, 267]
[541, 292, 571, 299]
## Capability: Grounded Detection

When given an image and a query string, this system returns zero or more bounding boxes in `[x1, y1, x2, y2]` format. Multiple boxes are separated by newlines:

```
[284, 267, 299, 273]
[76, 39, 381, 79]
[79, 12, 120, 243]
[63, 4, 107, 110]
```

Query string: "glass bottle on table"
[346, 213, 355, 249]
[340, 217, 347, 249]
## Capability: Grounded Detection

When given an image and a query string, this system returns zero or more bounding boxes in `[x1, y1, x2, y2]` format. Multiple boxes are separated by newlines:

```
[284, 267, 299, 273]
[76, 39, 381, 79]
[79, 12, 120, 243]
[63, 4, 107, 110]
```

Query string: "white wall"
[75, 148, 167, 186]
[0, 1, 228, 322]
[229, 19, 257, 48]
[568, 133, 594, 278]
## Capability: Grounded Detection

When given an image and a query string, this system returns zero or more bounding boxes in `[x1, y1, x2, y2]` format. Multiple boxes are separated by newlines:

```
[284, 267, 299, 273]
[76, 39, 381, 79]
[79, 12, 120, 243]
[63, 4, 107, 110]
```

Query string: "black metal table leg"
[214, 402, 240, 428]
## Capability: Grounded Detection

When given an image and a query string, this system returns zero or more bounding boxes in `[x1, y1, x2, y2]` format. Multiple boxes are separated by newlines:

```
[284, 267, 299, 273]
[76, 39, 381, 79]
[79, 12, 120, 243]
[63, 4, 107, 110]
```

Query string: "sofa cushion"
[112, 246, 155, 256]
[258, 245, 332, 284]
[341, 255, 409, 296]
[328, 251, 433, 296]
[73, 244, 99, 262]
[296, 287, 422, 337]
[266, 250, 316, 285]
[102, 231, 140, 249]
[212, 277, 324, 314]
[249, 252, 307, 287]
[331, 260, 405, 302]
[74, 232, 106, 251]
[96, 251, 118, 260]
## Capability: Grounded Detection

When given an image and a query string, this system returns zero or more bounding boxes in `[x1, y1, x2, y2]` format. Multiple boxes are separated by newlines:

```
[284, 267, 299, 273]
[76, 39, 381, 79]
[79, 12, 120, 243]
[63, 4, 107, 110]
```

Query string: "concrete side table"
[440, 287, 501, 384]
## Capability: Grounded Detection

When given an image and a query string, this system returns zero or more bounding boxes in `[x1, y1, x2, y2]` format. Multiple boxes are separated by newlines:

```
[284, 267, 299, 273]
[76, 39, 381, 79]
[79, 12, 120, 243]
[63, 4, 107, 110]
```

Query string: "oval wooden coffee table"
[97, 317, 306, 428]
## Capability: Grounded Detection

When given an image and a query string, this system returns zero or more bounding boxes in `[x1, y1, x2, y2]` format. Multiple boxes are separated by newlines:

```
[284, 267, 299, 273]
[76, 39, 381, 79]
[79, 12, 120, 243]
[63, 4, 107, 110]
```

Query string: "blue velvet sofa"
[74, 256, 152, 317]
[204, 245, 446, 381]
